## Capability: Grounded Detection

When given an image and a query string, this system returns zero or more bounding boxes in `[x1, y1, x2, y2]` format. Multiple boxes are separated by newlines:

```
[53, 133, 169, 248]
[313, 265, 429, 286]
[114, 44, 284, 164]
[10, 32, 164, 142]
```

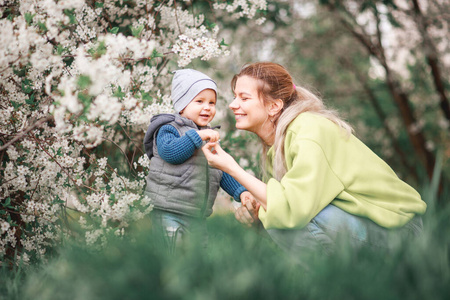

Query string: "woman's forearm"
[202, 142, 268, 209]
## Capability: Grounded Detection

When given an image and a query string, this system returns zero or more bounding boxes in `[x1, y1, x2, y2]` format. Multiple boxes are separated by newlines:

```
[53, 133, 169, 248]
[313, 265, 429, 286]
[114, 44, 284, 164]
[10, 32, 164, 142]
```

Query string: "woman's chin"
[234, 123, 245, 130]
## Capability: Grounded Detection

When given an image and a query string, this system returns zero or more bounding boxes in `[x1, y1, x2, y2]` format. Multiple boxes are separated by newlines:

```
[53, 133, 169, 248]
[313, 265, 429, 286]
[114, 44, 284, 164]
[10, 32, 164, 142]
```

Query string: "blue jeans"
[150, 209, 207, 253]
[266, 204, 423, 257]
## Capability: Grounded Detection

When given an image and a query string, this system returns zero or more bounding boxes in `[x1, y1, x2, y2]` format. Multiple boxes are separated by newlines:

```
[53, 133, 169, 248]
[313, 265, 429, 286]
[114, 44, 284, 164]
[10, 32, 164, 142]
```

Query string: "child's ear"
[267, 99, 284, 116]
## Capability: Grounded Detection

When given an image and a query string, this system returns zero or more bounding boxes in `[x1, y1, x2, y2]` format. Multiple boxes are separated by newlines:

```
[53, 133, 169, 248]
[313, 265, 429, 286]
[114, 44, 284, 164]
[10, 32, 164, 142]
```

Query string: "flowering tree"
[0, 0, 267, 265]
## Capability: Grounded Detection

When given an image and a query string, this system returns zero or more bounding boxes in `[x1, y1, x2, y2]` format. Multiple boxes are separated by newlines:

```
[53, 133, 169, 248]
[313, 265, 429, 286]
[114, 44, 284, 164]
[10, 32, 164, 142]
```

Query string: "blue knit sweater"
[156, 124, 246, 201]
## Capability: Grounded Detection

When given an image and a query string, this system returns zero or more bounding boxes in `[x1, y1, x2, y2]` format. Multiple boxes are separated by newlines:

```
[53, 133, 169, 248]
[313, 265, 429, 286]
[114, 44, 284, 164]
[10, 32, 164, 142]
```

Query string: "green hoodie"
[259, 112, 426, 230]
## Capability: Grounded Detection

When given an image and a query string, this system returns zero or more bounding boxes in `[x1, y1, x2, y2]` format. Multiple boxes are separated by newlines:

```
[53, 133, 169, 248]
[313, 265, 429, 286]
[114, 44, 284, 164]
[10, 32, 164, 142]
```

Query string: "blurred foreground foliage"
[1, 176, 449, 300]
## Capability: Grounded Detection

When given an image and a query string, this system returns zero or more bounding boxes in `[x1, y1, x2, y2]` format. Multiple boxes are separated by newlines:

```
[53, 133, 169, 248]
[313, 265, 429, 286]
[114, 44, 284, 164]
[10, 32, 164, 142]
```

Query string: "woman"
[202, 62, 426, 256]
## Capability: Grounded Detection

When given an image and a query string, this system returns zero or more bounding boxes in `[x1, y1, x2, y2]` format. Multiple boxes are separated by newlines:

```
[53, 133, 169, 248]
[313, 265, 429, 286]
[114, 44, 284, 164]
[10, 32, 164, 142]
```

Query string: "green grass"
[1, 205, 449, 300]
[1, 169, 449, 300]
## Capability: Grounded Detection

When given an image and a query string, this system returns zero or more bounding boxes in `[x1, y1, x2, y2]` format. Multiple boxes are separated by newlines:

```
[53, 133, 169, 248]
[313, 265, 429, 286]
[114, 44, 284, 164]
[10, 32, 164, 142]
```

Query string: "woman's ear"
[268, 99, 284, 116]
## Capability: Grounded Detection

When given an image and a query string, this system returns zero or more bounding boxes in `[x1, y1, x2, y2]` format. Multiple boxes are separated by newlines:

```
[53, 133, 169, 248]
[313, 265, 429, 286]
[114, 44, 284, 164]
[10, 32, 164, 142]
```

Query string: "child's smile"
[180, 89, 217, 127]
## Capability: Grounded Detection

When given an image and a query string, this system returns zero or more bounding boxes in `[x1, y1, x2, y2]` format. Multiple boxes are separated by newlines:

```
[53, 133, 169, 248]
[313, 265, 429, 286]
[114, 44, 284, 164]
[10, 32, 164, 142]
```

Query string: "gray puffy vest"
[144, 114, 223, 218]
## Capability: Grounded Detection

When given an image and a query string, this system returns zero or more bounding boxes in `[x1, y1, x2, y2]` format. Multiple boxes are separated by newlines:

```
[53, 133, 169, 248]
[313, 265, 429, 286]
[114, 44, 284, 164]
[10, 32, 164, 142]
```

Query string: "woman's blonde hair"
[231, 62, 353, 180]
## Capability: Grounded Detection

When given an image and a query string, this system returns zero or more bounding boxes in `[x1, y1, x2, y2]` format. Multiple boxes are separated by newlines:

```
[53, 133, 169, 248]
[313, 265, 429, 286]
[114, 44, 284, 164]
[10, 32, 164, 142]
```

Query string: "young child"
[144, 69, 253, 250]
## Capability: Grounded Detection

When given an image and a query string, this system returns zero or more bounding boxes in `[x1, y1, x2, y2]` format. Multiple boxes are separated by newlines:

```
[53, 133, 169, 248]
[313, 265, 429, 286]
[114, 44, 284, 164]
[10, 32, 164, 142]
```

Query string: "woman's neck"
[257, 122, 275, 146]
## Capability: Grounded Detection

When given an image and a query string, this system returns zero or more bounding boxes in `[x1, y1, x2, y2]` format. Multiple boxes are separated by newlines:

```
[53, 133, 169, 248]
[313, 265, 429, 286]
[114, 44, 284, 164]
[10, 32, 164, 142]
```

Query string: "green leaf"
[219, 38, 229, 47]
[24, 12, 35, 25]
[109, 27, 119, 34]
[91, 41, 107, 58]
[95, 2, 104, 8]
[151, 49, 164, 59]
[11, 101, 23, 109]
[57, 44, 65, 55]
[113, 86, 125, 99]
[13, 67, 26, 77]
[3, 197, 11, 207]
[77, 75, 92, 90]
[25, 94, 36, 105]
[205, 20, 217, 30]
[77, 114, 89, 122]
[141, 92, 153, 102]
[63, 9, 77, 24]
[77, 93, 92, 107]
[131, 25, 144, 38]
[21, 79, 33, 94]
[37, 21, 47, 32]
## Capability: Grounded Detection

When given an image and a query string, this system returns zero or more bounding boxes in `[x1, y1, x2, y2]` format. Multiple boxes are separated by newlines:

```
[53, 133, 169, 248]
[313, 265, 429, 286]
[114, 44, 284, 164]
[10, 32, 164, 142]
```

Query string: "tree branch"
[411, 0, 450, 124]
[338, 57, 419, 181]
[0, 116, 52, 152]
[323, 1, 436, 179]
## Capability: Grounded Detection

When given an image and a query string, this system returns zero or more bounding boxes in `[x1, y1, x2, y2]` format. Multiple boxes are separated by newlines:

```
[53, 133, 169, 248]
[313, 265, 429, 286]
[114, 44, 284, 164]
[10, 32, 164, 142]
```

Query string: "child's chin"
[198, 119, 211, 125]
[196, 121, 209, 127]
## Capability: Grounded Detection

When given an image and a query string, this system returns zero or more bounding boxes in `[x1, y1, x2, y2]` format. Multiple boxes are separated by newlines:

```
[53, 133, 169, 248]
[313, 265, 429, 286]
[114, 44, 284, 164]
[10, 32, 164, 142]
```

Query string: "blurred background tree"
[193, 0, 449, 203]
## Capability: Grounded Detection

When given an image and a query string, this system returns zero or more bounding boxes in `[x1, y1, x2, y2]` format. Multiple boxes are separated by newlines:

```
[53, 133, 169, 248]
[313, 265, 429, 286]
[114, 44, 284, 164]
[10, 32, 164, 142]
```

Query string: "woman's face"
[230, 75, 272, 141]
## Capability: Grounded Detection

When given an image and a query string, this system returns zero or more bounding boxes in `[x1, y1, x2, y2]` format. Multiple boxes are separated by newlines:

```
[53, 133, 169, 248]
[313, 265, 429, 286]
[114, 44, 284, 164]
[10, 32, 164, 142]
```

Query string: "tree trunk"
[384, 70, 435, 178]
[323, 2, 436, 179]
[411, 0, 450, 124]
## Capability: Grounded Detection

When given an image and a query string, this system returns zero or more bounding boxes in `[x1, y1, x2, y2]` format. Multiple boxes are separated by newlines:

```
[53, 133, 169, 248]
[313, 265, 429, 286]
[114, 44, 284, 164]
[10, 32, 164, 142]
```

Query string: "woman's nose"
[229, 99, 238, 110]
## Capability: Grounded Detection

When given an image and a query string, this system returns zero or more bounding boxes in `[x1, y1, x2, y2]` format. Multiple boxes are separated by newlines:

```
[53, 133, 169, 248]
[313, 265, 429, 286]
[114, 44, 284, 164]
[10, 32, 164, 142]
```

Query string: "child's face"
[180, 89, 216, 127]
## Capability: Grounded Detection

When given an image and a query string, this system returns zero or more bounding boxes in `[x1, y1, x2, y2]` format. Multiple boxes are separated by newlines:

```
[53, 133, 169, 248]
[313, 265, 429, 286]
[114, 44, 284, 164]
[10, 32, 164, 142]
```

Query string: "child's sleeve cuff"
[233, 186, 247, 202]
[185, 129, 202, 148]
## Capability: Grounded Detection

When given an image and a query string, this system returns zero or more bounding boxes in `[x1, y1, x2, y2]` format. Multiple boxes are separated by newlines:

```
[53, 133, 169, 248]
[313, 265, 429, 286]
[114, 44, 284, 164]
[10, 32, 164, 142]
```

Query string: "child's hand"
[236, 191, 260, 227]
[197, 129, 220, 143]
[240, 191, 259, 209]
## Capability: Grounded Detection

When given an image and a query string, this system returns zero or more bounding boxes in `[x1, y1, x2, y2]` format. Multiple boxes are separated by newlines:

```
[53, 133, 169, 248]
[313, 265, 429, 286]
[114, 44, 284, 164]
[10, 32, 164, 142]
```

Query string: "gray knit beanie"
[171, 69, 218, 113]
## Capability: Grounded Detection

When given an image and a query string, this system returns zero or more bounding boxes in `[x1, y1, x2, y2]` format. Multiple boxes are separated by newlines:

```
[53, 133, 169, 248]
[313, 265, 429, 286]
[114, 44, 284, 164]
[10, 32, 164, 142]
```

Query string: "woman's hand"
[236, 191, 261, 227]
[234, 192, 260, 226]
[202, 142, 238, 173]
[203, 142, 268, 210]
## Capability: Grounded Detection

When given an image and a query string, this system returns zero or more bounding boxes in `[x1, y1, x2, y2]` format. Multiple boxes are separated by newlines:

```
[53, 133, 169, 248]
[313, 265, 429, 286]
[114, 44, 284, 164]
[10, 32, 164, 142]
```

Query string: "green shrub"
[0, 204, 446, 300]
[2, 163, 449, 300]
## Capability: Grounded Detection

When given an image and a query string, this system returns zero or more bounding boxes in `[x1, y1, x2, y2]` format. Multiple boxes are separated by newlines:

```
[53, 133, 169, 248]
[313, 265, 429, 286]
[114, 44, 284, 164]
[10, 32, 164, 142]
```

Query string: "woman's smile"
[234, 113, 246, 120]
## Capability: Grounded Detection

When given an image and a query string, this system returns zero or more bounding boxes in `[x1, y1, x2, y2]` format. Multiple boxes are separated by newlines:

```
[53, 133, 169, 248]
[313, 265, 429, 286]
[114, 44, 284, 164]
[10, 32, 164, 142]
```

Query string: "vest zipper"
[200, 160, 209, 218]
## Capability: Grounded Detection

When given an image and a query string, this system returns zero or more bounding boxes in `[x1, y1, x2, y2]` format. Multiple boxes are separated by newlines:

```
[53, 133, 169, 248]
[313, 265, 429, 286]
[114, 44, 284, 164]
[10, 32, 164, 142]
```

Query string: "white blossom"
[0, 0, 267, 263]
[1, 221, 10, 235]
